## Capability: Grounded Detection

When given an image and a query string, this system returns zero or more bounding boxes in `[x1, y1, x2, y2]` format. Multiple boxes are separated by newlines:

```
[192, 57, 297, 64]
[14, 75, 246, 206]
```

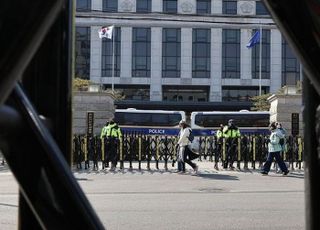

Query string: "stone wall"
[268, 88, 303, 136]
[73, 91, 115, 135]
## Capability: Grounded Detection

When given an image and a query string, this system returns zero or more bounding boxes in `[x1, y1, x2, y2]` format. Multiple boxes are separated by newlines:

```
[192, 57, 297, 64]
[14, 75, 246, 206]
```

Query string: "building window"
[136, 0, 151, 13]
[162, 28, 181, 78]
[103, 0, 118, 12]
[76, 0, 91, 11]
[163, 0, 177, 13]
[252, 29, 270, 79]
[192, 29, 211, 78]
[223, 0, 237, 15]
[222, 29, 240, 79]
[106, 85, 150, 100]
[197, 0, 211, 14]
[101, 27, 121, 77]
[162, 86, 209, 102]
[256, 1, 269, 15]
[75, 27, 90, 79]
[222, 86, 269, 102]
[132, 28, 151, 78]
[282, 39, 300, 86]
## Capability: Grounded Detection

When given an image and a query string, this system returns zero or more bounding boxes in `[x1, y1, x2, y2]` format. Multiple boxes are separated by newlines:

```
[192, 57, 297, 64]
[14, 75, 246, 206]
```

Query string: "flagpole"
[111, 28, 115, 92]
[259, 24, 262, 96]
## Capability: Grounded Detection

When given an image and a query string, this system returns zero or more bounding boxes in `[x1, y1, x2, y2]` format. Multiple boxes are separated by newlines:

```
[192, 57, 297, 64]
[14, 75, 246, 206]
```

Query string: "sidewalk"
[0, 156, 304, 176]
[72, 160, 305, 176]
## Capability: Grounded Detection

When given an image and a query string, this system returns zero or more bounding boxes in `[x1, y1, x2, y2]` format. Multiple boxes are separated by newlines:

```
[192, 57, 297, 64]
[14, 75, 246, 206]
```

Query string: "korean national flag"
[246, 31, 260, 48]
[98, 25, 114, 39]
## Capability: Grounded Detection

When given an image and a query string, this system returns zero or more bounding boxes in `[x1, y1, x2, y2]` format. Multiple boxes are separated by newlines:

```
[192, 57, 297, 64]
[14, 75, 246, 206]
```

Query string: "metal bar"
[304, 76, 320, 230]
[7, 84, 105, 229]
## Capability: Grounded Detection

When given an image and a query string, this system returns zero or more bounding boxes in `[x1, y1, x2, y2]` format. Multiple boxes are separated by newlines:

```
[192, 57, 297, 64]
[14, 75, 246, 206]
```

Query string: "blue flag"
[246, 31, 260, 48]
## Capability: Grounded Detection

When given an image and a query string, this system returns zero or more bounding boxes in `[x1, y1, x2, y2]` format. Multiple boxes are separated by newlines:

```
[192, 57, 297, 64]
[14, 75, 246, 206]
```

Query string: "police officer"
[100, 121, 109, 168]
[223, 119, 241, 169]
[100, 121, 109, 139]
[214, 124, 224, 170]
[105, 119, 122, 171]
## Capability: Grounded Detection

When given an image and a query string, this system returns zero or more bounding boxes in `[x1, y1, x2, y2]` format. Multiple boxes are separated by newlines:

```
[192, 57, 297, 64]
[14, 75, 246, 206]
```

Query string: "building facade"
[75, 0, 301, 111]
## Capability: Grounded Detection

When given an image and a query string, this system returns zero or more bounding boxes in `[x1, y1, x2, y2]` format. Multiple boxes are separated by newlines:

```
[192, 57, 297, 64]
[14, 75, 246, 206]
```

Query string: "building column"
[210, 28, 222, 102]
[90, 26, 102, 84]
[270, 29, 282, 93]
[91, 0, 102, 11]
[181, 28, 192, 79]
[241, 28, 252, 80]
[150, 27, 162, 101]
[120, 27, 132, 78]
[152, 0, 163, 12]
[212, 0, 222, 14]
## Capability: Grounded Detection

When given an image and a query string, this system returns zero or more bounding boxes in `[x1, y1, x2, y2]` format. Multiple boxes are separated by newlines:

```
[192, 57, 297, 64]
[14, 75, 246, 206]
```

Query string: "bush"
[73, 78, 90, 91]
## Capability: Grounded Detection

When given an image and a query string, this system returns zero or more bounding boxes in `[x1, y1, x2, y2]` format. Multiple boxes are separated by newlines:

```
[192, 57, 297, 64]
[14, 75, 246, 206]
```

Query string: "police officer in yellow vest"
[100, 121, 109, 139]
[223, 119, 241, 169]
[100, 121, 109, 168]
[214, 124, 224, 170]
[101, 119, 122, 171]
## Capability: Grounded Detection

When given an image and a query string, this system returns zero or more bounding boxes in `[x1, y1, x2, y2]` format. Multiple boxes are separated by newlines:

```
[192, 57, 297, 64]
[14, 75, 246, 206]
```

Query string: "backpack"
[279, 137, 285, 145]
[188, 128, 194, 142]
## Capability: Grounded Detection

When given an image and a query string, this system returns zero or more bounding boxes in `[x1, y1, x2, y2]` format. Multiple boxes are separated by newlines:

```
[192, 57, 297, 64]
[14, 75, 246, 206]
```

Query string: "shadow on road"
[196, 173, 239, 181]
[267, 172, 304, 179]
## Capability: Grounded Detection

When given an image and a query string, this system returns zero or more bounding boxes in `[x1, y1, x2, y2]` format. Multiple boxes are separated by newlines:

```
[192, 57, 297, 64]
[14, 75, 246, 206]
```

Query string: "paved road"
[0, 162, 305, 230]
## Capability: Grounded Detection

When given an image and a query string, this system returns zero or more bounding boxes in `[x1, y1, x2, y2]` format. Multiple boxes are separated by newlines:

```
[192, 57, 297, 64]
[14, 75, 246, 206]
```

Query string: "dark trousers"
[215, 143, 222, 163]
[178, 146, 197, 171]
[225, 139, 237, 167]
[178, 161, 185, 171]
[106, 137, 118, 167]
[263, 151, 288, 173]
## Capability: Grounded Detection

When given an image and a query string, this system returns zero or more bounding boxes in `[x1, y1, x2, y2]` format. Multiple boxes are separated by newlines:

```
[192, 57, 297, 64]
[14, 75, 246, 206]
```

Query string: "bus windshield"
[194, 113, 270, 128]
[115, 112, 182, 127]
[190, 111, 270, 135]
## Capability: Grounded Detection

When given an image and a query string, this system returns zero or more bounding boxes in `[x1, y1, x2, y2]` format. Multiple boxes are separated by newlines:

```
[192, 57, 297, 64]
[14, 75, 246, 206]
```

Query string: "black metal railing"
[73, 132, 304, 171]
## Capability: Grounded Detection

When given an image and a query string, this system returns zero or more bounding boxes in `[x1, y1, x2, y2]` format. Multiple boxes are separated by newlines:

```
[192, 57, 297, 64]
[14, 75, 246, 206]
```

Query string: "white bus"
[190, 111, 270, 136]
[114, 108, 186, 135]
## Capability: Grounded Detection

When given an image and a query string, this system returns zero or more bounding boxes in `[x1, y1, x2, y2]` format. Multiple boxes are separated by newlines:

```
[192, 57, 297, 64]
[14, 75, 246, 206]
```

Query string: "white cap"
[179, 120, 186, 125]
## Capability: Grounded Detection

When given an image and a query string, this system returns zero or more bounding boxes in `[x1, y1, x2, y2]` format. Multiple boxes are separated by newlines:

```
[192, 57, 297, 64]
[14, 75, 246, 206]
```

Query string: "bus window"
[191, 111, 270, 135]
[114, 109, 185, 135]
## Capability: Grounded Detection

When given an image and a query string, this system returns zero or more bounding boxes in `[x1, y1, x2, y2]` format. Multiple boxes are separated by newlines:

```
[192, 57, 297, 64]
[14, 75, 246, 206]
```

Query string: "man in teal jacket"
[261, 122, 289, 175]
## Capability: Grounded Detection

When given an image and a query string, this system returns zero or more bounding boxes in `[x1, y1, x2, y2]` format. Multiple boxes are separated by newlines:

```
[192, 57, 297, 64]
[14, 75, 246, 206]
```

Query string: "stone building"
[268, 85, 303, 136]
[75, 0, 302, 112]
[73, 91, 115, 134]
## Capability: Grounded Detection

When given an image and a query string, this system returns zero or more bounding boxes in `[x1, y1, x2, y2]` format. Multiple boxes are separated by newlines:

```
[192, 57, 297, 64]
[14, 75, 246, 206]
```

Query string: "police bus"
[190, 110, 270, 136]
[114, 108, 186, 135]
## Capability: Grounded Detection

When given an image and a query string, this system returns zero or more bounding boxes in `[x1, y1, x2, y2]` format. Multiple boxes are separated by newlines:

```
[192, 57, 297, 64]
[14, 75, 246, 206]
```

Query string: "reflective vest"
[223, 126, 241, 138]
[106, 123, 122, 138]
[216, 130, 223, 138]
[100, 125, 108, 139]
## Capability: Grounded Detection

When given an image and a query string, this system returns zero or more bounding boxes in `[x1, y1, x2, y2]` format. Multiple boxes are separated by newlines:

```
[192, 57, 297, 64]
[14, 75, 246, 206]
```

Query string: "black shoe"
[283, 170, 289, 176]
[261, 171, 268, 175]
